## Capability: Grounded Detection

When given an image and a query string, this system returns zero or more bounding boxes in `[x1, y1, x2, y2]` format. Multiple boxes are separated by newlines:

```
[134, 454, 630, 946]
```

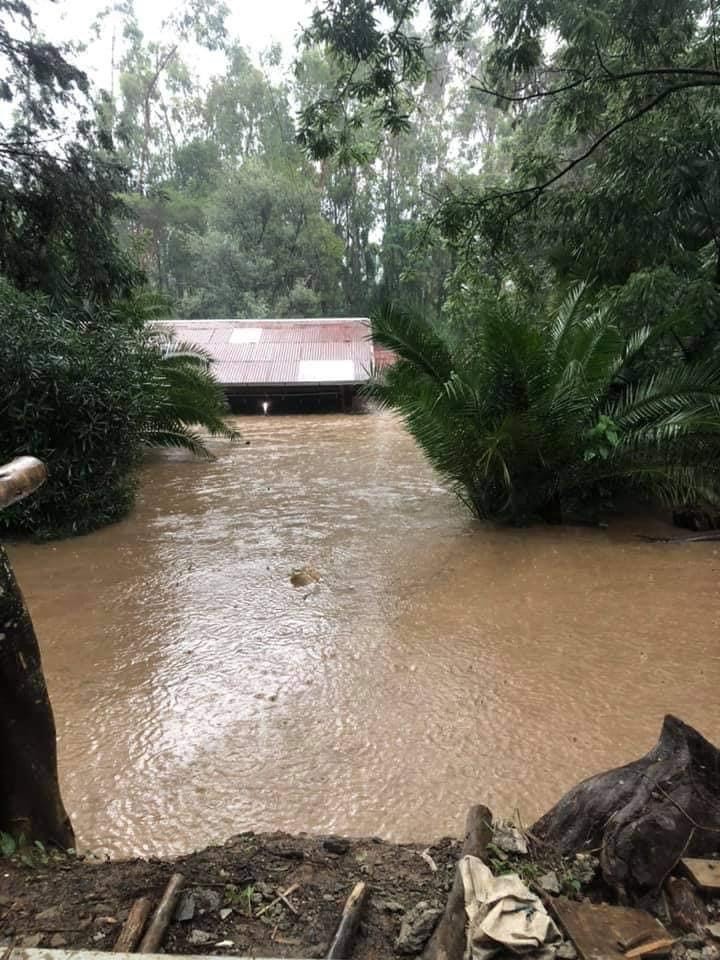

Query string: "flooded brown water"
[8, 413, 720, 858]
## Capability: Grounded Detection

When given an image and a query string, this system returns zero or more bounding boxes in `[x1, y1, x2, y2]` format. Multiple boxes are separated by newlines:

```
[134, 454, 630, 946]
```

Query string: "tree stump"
[532, 716, 720, 898]
[0, 543, 74, 847]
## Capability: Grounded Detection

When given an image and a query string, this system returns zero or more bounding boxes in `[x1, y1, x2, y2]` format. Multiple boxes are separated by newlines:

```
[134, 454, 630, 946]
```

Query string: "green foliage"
[368, 285, 720, 523]
[145, 333, 239, 457]
[0, 282, 234, 540]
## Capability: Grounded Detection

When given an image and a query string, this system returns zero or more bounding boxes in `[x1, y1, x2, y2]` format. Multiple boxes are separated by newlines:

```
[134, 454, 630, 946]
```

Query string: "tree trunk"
[532, 715, 720, 900]
[0, 544, 74, 847]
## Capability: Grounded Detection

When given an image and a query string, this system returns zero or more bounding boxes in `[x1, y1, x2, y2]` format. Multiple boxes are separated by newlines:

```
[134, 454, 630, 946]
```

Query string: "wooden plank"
[624, 939, 676, 959]
[422, 804, 493, 960]
[138, 873, 184, 954]
[113, 896, 153, 952]
[16, 951, 315, 960]
[681, 858, 720, 891]
[551, 898, 668, 960]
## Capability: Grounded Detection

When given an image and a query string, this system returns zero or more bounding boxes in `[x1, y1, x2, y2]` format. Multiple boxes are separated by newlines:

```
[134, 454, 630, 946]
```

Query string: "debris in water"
[290, 565, 321, 588]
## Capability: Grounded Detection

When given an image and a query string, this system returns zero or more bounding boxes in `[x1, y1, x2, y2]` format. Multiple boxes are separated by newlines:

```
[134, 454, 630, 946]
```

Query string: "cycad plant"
[368, 285, 720, 523]
[143, 333, 238, 459]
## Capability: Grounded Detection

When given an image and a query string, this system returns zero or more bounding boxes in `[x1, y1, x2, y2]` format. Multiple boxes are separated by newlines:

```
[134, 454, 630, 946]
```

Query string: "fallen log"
[113, 897, 153, 952]
[326, 881, 369, 959]
[138, 873, 184, 954]
[421, 804, 493, 960]
[532, 716, 720, 899]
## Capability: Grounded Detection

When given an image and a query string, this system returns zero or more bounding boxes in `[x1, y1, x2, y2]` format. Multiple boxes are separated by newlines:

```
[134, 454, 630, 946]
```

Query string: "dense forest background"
[78, 0, 505, 321]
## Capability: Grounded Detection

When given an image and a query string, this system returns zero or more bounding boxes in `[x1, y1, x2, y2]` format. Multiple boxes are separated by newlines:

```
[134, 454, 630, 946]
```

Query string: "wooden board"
[551, 898, 669, 960]
[681, 858, 720, 891]
[14, 951, 315, 960]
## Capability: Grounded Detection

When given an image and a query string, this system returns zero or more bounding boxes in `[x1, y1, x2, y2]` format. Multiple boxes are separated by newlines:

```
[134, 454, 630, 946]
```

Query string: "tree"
[0, 534, 74, 847]
[0, 283, 234, 540]
[368, 286, 720, 523]
[0, 0, 140, 304]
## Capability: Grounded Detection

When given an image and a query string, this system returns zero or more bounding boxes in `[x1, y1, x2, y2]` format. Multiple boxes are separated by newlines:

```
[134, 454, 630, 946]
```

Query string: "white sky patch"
[29, 0, 313, 87]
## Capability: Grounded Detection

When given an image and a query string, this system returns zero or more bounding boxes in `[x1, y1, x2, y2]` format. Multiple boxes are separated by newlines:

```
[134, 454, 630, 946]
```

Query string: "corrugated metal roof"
[158, 317, 381, 387]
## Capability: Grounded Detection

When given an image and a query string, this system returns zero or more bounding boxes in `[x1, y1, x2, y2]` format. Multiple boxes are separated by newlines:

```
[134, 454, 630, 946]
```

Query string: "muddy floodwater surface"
[8, 414, 720, 857]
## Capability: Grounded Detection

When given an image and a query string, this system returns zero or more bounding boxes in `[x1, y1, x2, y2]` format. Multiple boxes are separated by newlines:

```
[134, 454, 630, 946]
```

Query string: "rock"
[189, 929, 214, 945]
[91, 932, 105, 943]
[50, 934, 67, 947]
[493, 822, 528, 855]
[219, 908, 232, 920]
[36, 905, 61, 922]
[574, 853, 599, 884]
[539, 871, 561, 895]
[90, 902, 115, 917]
[707, 924, 720, 940]
[379, 899, 405, 913]
[684, 934, 705, 947]
[195, 888, 222, 912]
[255, 882, 274, 898]
[175, 892, 196, 921]
[395, 901, 443, 955]
[322, 894, 335, 902]
[323, 836, 350, 855]
[557, 942, 578, 960]
[215, 941, 234, 948]
[687, 950, 704, 960]
[702, 947, 720, 960]
[20, 934, 43, 948]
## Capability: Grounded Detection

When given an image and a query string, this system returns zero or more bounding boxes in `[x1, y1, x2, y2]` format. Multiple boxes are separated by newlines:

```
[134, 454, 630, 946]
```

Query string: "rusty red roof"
[158, 318, 383, 387]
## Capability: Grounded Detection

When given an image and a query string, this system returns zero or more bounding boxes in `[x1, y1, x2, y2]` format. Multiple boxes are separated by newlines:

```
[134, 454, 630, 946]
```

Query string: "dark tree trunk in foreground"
[0, 458, 74, 848]
[0, 544, 74, 847]
[532, 715, 720, 899]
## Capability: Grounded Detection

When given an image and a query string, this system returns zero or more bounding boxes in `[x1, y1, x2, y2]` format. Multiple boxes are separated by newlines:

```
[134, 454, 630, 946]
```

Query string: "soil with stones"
[0, 830, 461, 959]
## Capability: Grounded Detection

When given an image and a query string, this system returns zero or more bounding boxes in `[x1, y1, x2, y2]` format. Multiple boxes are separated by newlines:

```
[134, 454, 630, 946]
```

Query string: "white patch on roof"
[230, 327, 262, 343]
[297, 360, 356, 382]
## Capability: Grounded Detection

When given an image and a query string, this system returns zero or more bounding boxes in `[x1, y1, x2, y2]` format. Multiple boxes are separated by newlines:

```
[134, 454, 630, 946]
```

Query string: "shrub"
[368, 285, 720, 523]
[0, 282, 234, 539]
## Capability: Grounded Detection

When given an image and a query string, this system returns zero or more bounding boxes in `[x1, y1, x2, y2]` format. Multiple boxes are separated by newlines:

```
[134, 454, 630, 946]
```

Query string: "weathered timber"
[421, 804, 493, 960]
[624, 940, 676, 959]
[664, 876, 707, 932]
[550, 899, 668, 960]
[0, 456, 73, 847]
[680, 858, 720, 891]
[326, 881, 370, 959]
[532, 716, 720, 898]
[113, 897, 153, 952]
[17, 952, 310, 960]
[138, 873, 184, 954]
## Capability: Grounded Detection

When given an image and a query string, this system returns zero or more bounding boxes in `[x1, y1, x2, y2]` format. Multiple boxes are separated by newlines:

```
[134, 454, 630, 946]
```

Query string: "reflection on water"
[8, 413, 720, 857]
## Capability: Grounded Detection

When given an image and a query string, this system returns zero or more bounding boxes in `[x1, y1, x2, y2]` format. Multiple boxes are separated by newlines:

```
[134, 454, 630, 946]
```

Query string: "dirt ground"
[0, 830, 461, 959]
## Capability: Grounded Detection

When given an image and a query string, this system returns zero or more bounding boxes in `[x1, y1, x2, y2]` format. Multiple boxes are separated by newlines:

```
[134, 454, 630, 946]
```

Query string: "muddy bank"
[0, 830, 462, 959]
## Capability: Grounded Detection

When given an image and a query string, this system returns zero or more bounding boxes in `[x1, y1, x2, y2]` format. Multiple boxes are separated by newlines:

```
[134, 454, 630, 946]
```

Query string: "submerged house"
[160, 317, 386, 413]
